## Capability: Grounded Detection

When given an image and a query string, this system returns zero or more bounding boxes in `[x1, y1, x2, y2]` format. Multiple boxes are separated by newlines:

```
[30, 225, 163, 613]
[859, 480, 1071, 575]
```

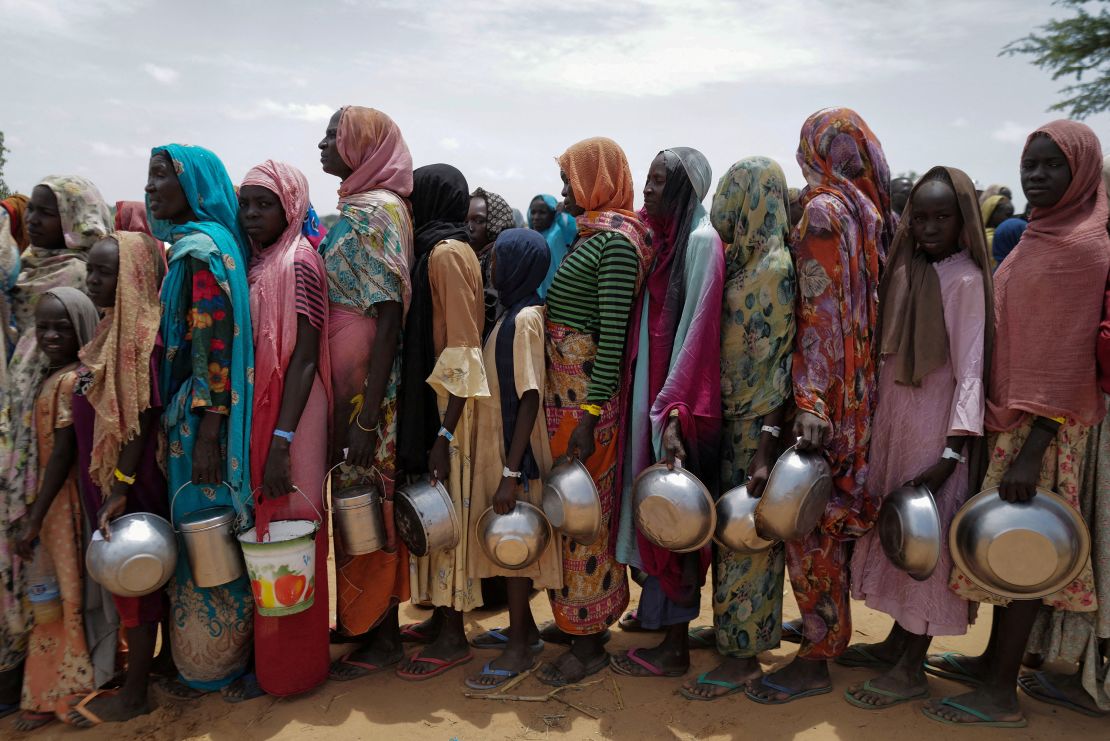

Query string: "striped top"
[293, 253, 327, 332]
[545, 231, 639, 404]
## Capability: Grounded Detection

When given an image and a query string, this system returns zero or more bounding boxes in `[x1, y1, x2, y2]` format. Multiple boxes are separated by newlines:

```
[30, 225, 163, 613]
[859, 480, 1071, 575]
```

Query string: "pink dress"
[850, 251, 986, 636]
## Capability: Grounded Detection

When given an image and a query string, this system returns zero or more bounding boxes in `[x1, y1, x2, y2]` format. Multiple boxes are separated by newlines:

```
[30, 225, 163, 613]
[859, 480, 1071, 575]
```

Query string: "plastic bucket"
[238, 487, 322, 617]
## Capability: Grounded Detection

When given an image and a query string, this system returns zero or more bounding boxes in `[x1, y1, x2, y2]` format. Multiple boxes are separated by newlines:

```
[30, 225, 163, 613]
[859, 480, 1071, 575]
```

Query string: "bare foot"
[923, 687, 1025, 726]
[13, 711, 54, 732]
[681, 657, 762, 700]
[746, 658, 831, 703]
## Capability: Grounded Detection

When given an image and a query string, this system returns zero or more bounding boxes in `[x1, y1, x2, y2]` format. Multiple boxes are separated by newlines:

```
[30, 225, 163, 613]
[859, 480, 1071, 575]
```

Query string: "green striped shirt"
[546, 231, 640, 404]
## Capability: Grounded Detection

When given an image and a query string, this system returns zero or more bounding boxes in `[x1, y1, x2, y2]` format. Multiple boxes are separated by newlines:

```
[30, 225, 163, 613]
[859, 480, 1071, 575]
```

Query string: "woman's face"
[987, 198, 1015, 228]
[642, 153, 668, 218]
[85, 238, 120, 309]
[911, 180, 963, 260]
[319, 109, 353, 179]
[560, 169, 583, 217]
[1021, 134, 1072, 210]
[238, 185, 288, 248]
[529, 197, 554, 232]
[466, 196, 490, 249]
[35, 294, 80, 366]
[26, 185, 64, 248]
[145, 153, 193, 224]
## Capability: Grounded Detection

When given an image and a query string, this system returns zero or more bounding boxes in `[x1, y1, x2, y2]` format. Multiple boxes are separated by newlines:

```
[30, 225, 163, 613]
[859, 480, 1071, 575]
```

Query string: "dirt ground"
[22, 554, 1106, 741]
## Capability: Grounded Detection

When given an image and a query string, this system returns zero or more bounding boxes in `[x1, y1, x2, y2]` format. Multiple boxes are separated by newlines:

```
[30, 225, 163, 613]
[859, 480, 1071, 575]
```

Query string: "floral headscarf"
[471, 187, 514, 245]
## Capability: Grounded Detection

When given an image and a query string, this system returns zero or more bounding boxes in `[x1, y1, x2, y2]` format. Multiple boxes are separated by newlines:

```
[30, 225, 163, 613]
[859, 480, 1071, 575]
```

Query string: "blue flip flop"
[464, 659, 536, 691]
[745, 676, 832, 705]
[680, 672, 748, 702]
[921, 697, 1027, 728]
[922, 652, 982, 687]
[469, 627, 544, 652]
[1018, 671, 1107, 718]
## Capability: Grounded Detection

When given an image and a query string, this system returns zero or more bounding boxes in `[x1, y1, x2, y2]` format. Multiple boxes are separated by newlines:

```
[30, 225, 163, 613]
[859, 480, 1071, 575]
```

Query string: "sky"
[2, 0, 1107, 216]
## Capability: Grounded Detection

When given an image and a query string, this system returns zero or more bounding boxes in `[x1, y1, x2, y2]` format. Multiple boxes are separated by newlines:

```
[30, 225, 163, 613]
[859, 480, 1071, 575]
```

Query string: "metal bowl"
[542, 458, 601, 545]
[477, 502, 552, 570]
[395, 479, 460, 557]
[950, 486, 1091, 600]
[714, 484, 777, 554]
[878, 485, 941, 581]
[632, 463, 715, 553]
[85, 513, 177, 598]
[755, 444, 832, 541]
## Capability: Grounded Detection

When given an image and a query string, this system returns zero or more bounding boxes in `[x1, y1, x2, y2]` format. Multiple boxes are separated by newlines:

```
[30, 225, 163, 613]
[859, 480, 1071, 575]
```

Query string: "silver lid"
[333, 486, 380, 510]
[178, 506, 236, 533]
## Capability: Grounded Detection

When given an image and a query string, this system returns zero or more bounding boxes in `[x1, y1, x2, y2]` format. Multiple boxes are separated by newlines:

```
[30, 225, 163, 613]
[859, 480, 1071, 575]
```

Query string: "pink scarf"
[337, 106, 414, 199]
[242, 161, 333, 529]
[988, 120, 1110, 430]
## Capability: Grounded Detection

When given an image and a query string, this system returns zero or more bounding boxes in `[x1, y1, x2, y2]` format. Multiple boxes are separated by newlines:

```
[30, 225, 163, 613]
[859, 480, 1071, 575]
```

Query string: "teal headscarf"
[529, 194, 577, 300]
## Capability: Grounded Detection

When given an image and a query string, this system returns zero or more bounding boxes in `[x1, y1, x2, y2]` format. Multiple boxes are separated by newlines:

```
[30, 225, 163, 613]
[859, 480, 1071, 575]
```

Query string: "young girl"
[12, 287, 100, 731]
[844, 167, 992, 710]
[465, 228, 557, 690]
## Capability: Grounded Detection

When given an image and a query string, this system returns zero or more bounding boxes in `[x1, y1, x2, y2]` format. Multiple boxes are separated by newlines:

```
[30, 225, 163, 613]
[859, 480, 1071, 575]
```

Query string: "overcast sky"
[2, 0, 1106, 215]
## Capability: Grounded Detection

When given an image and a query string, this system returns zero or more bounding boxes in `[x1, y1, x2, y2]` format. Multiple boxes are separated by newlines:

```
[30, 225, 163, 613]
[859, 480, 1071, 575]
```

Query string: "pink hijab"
[242, 160, 333, 525]
[337, 106, 414, 198]
[988, 120, 1110, 430]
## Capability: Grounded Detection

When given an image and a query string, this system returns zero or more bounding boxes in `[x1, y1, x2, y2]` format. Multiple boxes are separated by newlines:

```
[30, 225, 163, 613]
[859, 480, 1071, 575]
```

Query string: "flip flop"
[220, 673, 263, 703]
[464, 658, 538, 691]
[617, 610, 663, 633]
[538, 622, 611, 647]
[680, 672, 747, 702]
[469, 628, 544, 653]
[687, 626, 716, 650]
[921, 697, 1027, 728]
[843, 679, 928, 710]
[745, 676, 832, 705]
[609, 648, 687, 678]
[395, 650, 474, 682]
[329, 653, 400, 682]
[836, 644, 895, 669]
[1018, 671, 1108, 718]
[537, 651, 610, 687]
[400, 622, 435, 643]
[922, 652, 982, 687]
[55, 689, 118, 727]
[781, 619, 804, 644]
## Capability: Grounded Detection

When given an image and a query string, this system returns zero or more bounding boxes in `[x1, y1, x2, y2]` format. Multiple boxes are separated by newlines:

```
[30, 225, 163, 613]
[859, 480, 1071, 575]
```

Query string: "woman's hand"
[428, 434, 451, 484]
[909, 458, 957, 496]
[661, 416, 686, 469]
[999, 449, 1042, 503]
[346, 413, 379, 470]
[15, 517, 41, 560]
[492, 476, 519, 515]
[747, 448, 774, 498]
[192, 412, 223, 484]
[262, 438, 294, 500]
[567, 414, 598, 462]
[794, 411, 830, 451]
[97, 492, 128, 540]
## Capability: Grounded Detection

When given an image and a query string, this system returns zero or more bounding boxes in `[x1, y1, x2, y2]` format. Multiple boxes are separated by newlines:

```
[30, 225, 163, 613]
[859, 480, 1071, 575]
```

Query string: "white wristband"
[761, 425, 781, 438]
[941, 447, 967, 464]
[502, 467, 522, 479]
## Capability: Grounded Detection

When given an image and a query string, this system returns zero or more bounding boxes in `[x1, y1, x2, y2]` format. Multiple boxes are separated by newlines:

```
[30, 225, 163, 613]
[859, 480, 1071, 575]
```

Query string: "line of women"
[0, 104, 1106, 732]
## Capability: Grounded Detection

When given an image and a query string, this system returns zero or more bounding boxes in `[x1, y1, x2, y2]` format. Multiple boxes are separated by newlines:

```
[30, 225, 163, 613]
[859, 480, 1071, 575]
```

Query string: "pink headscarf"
[988, 120, 1110, 430]
[337, 106, 414, 199]
[241, 160, 333, 530]
[114, 200, 153, 237]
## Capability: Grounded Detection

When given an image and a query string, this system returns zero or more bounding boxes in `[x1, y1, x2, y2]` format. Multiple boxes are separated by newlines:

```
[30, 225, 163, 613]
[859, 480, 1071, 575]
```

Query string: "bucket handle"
[250, 485, 324, 527]
[169, 481, 244, 532]
[324, 460, 387, 512]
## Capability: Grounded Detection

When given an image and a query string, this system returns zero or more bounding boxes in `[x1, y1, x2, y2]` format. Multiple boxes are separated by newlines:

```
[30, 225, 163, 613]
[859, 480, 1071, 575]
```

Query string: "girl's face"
[145, 152, 193, 224]
[466, 196, 490, 249]
[238, 184, 287, 248]
[1021, 134, 1072, 209]
[86, 238, 120, 309]
[26, 184, 64, 248]
[560, 169, 584, 217]
[36, 295, 80, 366]
[911, 180, 963, 260]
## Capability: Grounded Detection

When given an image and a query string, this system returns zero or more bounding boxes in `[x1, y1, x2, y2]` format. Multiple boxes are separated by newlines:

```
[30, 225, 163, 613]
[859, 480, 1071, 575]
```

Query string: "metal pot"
[541, 458, 601, 545]
[329, 465, 386, 556]
[394, 478, 460, 557]
[177, 506, 244, 587]
[714, 484, 776, 554]
[950, 486, 1091, 600]
[85, 513, 177, 598]
[755, 443, 831, 542]
[878, 485, 941, 581]
[632, 462, 715, 553]
[476, 502, 552, 570]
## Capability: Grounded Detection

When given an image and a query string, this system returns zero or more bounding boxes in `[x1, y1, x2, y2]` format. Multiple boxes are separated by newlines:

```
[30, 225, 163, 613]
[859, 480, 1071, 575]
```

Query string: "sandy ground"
[20, 550, 1106, 741]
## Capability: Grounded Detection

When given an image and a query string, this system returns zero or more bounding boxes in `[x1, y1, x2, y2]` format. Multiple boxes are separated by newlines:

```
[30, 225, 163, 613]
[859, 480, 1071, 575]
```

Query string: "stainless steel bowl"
[85, 513, 177, 598]
[542, 458, 601, 545]
[714, 484, 776, 554]
[755, 444, 832, 541]
[632, 463, 715, 553]
[395, 478, 461, 557]
[476, 502, 552, 570]
[950, 486, 1091, 600]
[878, 485, 941, 581]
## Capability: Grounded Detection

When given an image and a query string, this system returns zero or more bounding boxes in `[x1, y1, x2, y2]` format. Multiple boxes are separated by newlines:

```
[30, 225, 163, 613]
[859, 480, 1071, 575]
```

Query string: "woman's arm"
[347, 300, 401, 469]
[99, 407, 158, 538]
[16, 426, 76, 558]
[263, 314, 320, 498]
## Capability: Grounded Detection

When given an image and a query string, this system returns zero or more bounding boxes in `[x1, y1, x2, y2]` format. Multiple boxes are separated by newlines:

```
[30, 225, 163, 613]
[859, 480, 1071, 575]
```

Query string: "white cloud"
[992, 121, 1030, 144]
[227, 100, 334, 123]
[143, 63, 179, 85]
[439, 137, 460, 151]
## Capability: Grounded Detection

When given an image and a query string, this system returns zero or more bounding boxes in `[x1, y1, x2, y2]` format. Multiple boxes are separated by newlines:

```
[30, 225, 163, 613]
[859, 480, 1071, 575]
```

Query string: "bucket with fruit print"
[238, 487, 322, 617]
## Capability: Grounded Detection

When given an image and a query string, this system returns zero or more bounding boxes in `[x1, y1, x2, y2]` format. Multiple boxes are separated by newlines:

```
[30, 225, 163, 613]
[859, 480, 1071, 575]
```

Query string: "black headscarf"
[397, 164, 470, 475]
[488, 228, 550, 479]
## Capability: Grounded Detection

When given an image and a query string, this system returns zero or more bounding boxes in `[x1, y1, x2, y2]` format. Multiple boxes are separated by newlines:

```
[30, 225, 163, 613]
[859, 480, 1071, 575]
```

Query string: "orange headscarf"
[557, 136, 636, 216]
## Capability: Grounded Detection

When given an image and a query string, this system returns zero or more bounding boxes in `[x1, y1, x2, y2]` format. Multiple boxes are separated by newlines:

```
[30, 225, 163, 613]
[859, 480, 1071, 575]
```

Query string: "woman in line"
[924, 121, 1109, 728]
[680, 157, 796, 700]
[980, 194, 1014, 266]
[537, 137, 653, 687]
[11, 288, 100, 731]
[239, 160, 332, 698]
[747, 107, 892, 704]
[146, 144, 255, 698]
[466, 186, 515, 334]
[114, 201, 153, 237]
[610, 147, 724, 678]
[0, 176, 111, 718]
[465, 228, 558, 689]
[316, 106, 414, 680]
[54, 232, 168, 727]
[397, 163, 489, 680]
[842, 167, 991, 710]
[527, 194, 577, 300]
[990, 216, 1027, 270]
[0, 194, 26, 367]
